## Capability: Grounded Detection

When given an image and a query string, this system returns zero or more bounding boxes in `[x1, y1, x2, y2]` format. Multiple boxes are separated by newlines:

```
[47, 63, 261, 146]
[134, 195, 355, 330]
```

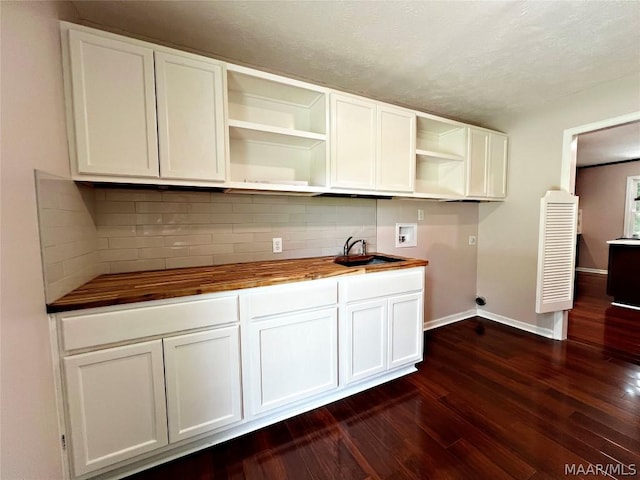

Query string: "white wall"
[477, 74, 640, 332]
[377, 200, 478, 324]
[1, 1, 79, 478]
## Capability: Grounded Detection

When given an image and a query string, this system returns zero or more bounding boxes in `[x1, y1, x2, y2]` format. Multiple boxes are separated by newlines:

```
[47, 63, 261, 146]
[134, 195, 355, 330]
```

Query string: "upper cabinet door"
[155, 52, 227, 181]
[377, 106, 416, 192]
[68, 30, 159, 177]
[487, 132, 508, 198]
[330, 94, 377, 189]
[467, 128, 490, 197]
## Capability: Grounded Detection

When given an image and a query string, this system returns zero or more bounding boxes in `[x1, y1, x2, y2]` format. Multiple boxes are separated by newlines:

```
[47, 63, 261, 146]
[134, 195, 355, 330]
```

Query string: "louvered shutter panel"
[535, 190, 579, 313]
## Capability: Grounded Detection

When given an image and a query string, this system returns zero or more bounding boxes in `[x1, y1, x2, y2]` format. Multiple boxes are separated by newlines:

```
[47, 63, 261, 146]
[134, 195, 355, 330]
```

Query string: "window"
[624, 175, 640, 238]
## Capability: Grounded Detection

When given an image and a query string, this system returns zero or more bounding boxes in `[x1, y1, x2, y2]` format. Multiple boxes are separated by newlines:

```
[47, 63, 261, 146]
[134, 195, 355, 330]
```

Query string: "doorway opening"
[556, 112, 640, 347]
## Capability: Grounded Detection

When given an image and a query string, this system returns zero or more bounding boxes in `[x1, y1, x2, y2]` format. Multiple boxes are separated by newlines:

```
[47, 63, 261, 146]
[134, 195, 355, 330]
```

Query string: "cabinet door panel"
[488, 133, 508, 198]
[163, 327, 242, 443]
[331, 94, 376, 189]
[248, 308, 338, 414]
[388, 293, 423, 369]
[377, 106, 415, 192]
[156, 52, 226, 181]
[63, 341, 167, 476]
[344, 300, 387, 384]
[68, 30, 159, 177]
[467, 129, 489, 196]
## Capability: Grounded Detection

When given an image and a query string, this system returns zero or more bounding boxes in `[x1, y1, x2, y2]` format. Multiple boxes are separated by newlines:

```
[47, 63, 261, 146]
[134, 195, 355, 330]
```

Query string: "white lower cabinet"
[247, 307, 338, 415]
[163, 326, 242, 443]
[341, 269, 424, 386]
[388, 293, 423, 369]
[344, 299, 388, 384]
[63, 341, 168, 476]
[55, 268, 424, 479]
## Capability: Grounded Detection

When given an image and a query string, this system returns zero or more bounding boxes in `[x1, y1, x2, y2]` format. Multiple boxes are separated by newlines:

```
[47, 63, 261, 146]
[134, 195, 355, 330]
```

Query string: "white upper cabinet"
[226, 65, 329, 191]
[62, 23, 506, 199]
[331, 93, 415, 192]
[377, 106, 416, 192]
[64, 25, 227, 184]
[488, 132, 508, 198]
[68, 29, 159, 178]
[155, 52, 226, 181]
[467, 128, 508, 198]
[330, 94, 377, 189]
[414, 114, 468, 198]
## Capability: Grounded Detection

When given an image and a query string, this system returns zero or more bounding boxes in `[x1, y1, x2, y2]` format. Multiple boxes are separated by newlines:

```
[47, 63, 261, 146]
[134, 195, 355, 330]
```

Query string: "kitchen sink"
[333, 254, 403, 267]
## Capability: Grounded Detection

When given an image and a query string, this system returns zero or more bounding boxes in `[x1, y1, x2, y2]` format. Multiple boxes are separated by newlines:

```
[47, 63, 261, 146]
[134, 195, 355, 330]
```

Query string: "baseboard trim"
[612, 302, 640, 311]
[576, 267, 608, 275]
[477, 309, 555, 339]
[424, 309, 477, 331]
[424, 308, 558, 340]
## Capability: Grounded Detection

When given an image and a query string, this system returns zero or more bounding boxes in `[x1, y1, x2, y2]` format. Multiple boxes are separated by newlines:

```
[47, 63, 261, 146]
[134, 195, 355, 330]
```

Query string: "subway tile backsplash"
[94, 188, 377, 273]
[37, 180, 377, 301]
[35, 172, 103, 303]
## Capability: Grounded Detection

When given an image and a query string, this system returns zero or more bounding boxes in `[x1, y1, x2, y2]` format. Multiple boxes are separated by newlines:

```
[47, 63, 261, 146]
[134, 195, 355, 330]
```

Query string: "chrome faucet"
[343, 236, 367, 256]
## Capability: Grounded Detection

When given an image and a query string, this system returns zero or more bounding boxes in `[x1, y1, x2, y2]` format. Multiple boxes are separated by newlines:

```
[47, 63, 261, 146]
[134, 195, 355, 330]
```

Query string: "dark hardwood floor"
[128, 290, 640, 480]
[568, 271, 640, 364]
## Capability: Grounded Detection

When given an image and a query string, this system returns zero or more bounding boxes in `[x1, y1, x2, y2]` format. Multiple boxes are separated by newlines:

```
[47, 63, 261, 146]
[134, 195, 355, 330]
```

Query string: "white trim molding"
[424, 308, 564, 340]
[612, 302, 640, 311]
[575, 267, 608, 275]
[477, 309, 555, 339]
[423, 309, 476, 331]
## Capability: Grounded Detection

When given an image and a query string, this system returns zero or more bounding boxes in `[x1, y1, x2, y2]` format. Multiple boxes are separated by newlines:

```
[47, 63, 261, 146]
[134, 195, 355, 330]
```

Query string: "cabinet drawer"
[245, 280, 337, 320]
[341, 268, 424, 303]
[60, 295, 238, 351]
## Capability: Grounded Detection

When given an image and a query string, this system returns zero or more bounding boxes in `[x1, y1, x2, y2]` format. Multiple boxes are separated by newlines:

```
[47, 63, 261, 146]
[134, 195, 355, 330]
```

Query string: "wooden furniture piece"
[606, 240, 640, 308]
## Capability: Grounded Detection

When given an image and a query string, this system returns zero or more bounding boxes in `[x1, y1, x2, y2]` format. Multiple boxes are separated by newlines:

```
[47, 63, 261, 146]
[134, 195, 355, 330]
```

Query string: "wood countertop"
[47, 253, 428, 313]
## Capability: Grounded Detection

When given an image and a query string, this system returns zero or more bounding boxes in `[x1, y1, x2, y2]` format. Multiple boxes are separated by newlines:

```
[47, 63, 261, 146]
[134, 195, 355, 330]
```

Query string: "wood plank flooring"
[128, 312, 640, 479]
[568, 271, 640, 364]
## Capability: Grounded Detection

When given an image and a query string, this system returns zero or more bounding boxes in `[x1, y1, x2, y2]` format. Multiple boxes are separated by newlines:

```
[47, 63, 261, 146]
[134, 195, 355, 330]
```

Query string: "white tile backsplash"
[36, 179, 378, 296]
[94, 188, 377, 273]
[35, 171, 102, 303]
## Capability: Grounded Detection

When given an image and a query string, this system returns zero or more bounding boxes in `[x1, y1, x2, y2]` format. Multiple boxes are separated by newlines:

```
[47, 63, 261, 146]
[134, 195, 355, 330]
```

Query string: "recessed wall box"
[396, 223, 417, 248]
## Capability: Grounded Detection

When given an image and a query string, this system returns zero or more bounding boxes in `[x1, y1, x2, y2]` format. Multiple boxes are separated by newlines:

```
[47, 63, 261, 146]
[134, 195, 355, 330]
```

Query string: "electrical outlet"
[272, 237, 282, 253]
[468, 235, 477, 246]
[418, 209, 424, 221]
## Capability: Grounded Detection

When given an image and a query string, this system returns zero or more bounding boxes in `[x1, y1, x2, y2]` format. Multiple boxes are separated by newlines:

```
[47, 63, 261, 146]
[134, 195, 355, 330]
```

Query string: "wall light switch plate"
[418, 209, 424, 221]
[469, 235, 477, 246]
[272, 237, 283, 253]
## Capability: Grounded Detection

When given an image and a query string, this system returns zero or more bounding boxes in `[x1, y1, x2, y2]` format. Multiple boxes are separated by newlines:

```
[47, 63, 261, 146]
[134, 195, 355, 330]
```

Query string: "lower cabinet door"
[63, 340, 168, 476]
[248, 308, 338, 415]
[344, 299, 388, 384]
[388, 293, 423, 369]
[163, 326, 242, 443]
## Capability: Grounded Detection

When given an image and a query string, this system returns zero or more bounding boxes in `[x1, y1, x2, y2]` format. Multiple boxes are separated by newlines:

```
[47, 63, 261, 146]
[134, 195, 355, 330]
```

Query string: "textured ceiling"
[71, 1, 640, 127]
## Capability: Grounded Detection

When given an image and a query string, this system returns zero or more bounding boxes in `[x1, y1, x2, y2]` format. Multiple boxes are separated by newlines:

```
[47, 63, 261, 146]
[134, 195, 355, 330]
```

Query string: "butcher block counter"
[47, 253, 428, 313]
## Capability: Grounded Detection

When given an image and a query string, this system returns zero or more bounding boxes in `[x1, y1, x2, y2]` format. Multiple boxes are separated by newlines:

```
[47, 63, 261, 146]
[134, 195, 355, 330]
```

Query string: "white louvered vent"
[535, 190, 579, 314]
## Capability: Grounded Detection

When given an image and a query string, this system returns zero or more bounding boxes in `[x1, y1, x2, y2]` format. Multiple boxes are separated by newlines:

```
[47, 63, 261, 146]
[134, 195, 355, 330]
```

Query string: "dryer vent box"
[395, 223, 417, 248]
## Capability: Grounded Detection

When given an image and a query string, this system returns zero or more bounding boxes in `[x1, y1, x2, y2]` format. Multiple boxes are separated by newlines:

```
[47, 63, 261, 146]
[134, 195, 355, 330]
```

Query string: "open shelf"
[416, 114, 467, 159]
[414, 156, 465, 196]
[228, 120, 325, 148]
[227, 66, 327, 135]
[416, 148, 464, 162]
[229, 135, 327, 187]
[226, 65, 329, 189]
